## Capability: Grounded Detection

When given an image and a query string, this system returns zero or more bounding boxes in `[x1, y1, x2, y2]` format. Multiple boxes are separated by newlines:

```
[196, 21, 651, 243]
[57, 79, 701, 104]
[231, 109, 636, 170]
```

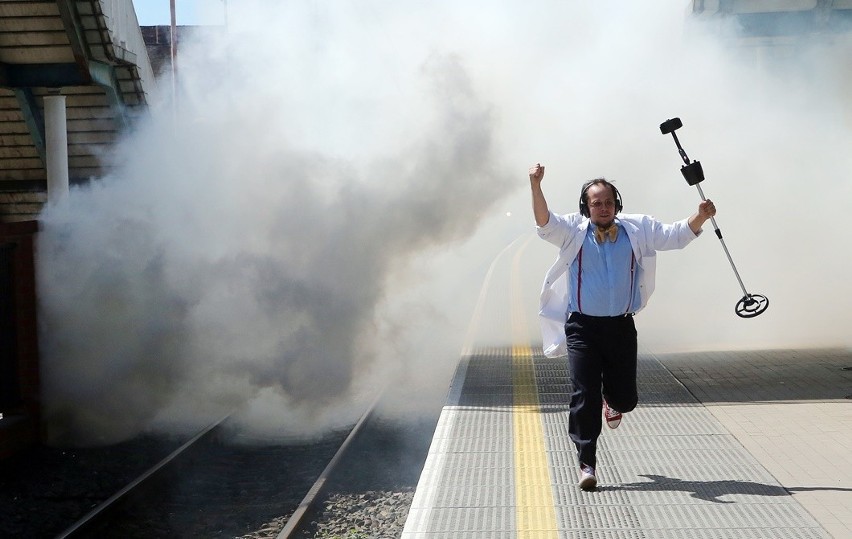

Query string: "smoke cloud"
[37, 1, 852, 445]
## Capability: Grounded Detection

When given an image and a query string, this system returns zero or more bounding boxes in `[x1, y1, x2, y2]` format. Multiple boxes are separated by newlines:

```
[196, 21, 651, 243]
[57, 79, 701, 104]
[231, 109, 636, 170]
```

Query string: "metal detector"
[660, 117, 769, 318]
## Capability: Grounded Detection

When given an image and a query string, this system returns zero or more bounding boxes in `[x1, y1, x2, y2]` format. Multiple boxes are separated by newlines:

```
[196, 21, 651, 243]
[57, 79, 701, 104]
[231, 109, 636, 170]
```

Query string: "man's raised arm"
[529, 163, 550, 227]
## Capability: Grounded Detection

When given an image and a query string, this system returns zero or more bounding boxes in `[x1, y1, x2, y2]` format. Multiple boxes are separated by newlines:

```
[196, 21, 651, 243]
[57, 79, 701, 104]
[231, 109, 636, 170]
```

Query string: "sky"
[133, 0, 225, 26]
[36, 1, 852, 446]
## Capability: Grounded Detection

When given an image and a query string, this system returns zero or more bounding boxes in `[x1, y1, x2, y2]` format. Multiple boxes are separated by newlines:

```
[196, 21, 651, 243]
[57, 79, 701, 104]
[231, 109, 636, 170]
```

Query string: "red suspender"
[576, 247, 583, 313]
[625, 251, 635, 314]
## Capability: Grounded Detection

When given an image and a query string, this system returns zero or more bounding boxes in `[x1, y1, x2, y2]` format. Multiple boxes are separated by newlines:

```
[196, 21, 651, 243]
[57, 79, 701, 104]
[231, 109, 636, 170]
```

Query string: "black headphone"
[578, 178, 623, 217]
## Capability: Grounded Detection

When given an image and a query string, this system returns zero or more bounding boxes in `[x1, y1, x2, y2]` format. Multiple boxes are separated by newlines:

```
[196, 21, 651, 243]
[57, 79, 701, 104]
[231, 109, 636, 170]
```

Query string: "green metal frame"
[12, 88, 47, 168]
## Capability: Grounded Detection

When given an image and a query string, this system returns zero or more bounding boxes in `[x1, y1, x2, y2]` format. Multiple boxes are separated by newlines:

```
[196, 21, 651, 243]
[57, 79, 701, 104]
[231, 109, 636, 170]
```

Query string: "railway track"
[1, 398, 438, 538]
[53, 403, 379, 538]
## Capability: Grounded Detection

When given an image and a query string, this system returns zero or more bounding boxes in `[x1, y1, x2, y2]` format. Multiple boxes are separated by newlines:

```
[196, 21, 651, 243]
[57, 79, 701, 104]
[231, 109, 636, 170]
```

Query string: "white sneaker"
[579, 464, 597, 490]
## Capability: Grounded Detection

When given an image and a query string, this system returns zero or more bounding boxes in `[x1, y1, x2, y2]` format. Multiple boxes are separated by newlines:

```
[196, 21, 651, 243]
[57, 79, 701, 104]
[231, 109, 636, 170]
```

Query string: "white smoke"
[37, 1, 852, 445]
[38, 0, 515, 445]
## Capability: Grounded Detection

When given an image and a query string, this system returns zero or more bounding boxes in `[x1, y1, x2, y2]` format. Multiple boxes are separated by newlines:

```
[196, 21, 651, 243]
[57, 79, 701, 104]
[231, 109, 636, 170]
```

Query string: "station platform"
[401, 346, 852, 538]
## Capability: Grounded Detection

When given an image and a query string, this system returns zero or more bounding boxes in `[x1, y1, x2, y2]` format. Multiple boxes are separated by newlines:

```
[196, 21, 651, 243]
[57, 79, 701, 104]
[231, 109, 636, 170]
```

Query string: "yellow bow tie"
[594, 224, 618, 244]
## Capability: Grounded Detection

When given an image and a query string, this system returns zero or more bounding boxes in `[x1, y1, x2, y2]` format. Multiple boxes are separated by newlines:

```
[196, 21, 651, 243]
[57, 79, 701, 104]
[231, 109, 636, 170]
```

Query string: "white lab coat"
[536, 210, 700, 358]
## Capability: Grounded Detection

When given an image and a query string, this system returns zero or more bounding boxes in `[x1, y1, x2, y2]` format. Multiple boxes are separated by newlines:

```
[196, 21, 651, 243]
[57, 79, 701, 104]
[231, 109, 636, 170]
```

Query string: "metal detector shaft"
[661, 116, 768, 318]
[693, 183, 749, 297]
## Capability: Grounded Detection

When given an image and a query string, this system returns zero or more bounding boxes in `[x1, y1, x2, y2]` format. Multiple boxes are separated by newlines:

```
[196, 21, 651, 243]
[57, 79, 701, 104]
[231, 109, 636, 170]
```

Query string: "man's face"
[586, 183, 618, 227]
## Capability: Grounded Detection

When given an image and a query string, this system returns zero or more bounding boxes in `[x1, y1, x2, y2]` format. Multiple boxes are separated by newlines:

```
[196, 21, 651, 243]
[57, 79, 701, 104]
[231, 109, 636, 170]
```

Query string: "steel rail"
[55, 413, 231, 538]
[276, 393, 383, 539]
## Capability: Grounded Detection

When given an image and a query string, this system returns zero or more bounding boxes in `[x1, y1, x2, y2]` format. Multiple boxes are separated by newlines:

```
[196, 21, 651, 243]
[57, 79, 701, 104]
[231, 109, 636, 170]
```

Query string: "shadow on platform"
[600, 473, 852, 504]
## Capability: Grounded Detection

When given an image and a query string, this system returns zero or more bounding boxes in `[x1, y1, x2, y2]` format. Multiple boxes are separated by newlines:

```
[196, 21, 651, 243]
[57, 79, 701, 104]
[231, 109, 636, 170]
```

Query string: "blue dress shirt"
[566, 221, 640, 316]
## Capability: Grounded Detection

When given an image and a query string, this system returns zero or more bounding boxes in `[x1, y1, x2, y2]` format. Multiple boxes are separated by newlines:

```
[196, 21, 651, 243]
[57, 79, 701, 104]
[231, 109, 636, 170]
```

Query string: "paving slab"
[656, 348, 852, 539]
[403, 346, 851, 538]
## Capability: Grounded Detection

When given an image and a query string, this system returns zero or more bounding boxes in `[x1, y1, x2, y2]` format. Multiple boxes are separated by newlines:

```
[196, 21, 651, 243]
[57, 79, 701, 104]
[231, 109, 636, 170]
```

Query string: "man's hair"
[578, 177, 622, 217]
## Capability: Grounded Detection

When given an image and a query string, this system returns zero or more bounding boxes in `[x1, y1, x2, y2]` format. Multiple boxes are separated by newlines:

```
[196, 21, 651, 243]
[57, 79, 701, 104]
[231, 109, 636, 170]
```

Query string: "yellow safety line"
[510, 238, 558, 539]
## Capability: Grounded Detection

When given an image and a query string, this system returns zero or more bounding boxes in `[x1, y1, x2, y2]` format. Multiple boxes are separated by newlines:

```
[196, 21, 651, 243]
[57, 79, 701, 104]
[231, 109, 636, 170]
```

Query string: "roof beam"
[0, 63, 88, 87]
[54, 0, 93, 82]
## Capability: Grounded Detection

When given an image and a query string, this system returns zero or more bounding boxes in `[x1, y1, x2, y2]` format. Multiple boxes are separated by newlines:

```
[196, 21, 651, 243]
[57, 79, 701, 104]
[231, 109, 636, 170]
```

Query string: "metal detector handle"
[661, 118, 705, 186]
[671, 131, 690, 166]
[660, 118, 691, 166]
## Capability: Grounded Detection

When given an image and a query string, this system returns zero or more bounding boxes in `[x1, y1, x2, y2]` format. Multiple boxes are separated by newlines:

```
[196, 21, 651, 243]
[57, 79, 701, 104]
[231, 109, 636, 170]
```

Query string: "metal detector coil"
[659, 117, 769, 318]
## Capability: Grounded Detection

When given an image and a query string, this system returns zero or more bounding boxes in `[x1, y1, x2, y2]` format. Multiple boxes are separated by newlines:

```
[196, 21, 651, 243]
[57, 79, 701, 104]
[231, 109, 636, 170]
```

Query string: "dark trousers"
[565, 312, 638, 469]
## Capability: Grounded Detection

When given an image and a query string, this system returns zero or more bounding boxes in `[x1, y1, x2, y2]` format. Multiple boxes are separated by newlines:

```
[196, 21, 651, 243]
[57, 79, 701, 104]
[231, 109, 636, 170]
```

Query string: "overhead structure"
[691, 0, 852, 39]
[0, 0, 154, 221]
[690, 1, 852, 124]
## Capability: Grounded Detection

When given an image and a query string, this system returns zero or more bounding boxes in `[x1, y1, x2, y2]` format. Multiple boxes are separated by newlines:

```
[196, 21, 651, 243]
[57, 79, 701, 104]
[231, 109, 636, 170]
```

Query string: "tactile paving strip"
[401, 349, 832, 538]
